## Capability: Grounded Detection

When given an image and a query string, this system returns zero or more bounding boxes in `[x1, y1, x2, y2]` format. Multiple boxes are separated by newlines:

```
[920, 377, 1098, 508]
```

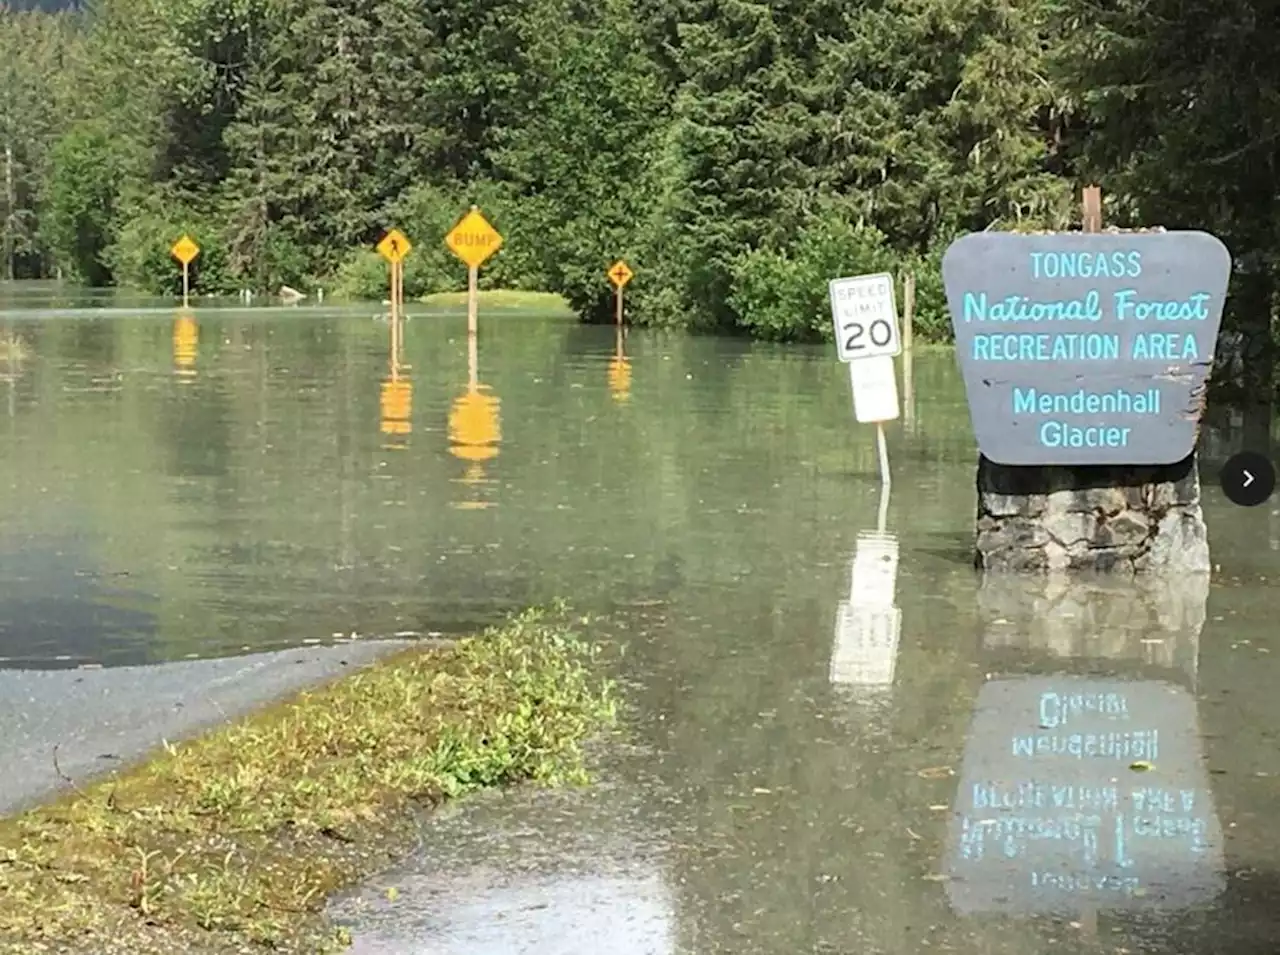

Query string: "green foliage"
[729, 209, 895, 343]
[7, 0, 1280, 354]
[42, 123, 121, 286]
[904, 242, 953, 343]
[105, 196, 235, 295]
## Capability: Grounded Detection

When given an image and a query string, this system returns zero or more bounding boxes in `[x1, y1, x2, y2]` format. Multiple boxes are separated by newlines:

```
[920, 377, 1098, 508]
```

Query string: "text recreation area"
[943, 235, 1231, 466]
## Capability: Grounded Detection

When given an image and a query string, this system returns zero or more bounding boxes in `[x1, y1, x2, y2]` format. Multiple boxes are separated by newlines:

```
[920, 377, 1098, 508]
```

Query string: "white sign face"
[849, 355, 900, 423]
[831, 601, 902, 686]
[829, 272, 901, 361]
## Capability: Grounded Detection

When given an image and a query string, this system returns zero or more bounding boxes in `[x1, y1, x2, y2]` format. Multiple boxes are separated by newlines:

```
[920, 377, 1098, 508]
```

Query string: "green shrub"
[106, 197, 235, 296]
[902, 240, 953, 343]
[43, 123, 122, 287]
[729, 209, 896, 342]
[329, 180, 550, 301]
[728, 203, 960, 344]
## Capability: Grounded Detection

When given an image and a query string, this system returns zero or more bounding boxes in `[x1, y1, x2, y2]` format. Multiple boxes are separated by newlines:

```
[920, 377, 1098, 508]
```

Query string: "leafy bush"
[43, 123, 122, 286]
[727, 203, 960, 344]
[729, 208, 896, 342]
[902, 240, 953, 343]
[330, 180, 550, 301]
[106, 196, 235, 296]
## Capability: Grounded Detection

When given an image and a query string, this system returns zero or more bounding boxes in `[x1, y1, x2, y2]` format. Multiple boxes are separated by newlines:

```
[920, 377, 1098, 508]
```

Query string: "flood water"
[3, 282, 1280, 953]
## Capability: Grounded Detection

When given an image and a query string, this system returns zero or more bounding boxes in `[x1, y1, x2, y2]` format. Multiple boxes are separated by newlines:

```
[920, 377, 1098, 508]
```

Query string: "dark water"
[2, 282, 1280, 952]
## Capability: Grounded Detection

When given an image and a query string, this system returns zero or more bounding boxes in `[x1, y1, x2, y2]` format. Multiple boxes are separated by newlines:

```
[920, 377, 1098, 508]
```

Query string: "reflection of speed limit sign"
[829, 273, 901, 361]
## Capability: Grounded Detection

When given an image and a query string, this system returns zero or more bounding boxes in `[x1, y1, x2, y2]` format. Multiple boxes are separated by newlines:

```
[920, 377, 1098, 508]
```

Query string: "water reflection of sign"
[449, 387, 502, 504]
[830, 531, 902, 687]
[942, 232, 1231, 466]
[380, 316, 411, 446]
[609, 325, 630, 402]
[944, 676, 1224, 915]
[380, 379, 412, 436]
[173, 314, 197, 377]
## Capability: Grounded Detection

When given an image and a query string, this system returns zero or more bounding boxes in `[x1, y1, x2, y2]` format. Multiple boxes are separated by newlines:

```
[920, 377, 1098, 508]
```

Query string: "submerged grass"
[417, 289, 572, 312]
[0, 606, 617, 955]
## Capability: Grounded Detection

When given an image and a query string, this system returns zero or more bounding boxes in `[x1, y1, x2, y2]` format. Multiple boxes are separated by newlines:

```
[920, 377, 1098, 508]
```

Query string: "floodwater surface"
[1, 282, 1279, 952]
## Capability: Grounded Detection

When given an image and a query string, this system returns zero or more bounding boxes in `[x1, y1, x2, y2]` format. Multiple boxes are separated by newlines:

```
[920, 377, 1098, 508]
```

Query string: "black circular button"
[1220, 451, 1276, 507]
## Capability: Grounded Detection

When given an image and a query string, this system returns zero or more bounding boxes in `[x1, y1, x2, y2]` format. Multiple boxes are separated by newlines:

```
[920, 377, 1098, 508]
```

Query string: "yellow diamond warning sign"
[608, 260, 633, 289]
[445, 208, 503, 269]
[377, 228, 412, 264]
[170, 235, 200, 266]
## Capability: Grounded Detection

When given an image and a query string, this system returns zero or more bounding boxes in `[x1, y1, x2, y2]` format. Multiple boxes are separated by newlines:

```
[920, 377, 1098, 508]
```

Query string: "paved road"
[0, 640, 410, 814]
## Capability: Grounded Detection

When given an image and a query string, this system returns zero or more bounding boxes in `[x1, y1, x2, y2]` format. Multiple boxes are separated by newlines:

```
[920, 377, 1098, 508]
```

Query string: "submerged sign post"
[942, 233, 1231, 466]
[830, 273, 902, 485]
[170, 234, 200, 309]
[445, 207, 504, 339]
[608, 260, 633, 326]
[376, 228, 412, 322]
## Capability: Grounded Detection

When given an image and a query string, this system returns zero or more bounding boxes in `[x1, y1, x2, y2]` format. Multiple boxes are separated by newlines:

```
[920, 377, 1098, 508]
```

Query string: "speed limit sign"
[829, 273, 901, 361]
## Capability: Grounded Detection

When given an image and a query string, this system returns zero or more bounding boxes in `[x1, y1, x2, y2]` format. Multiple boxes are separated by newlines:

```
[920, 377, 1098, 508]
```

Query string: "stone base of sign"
[974, 454, 1209, 574]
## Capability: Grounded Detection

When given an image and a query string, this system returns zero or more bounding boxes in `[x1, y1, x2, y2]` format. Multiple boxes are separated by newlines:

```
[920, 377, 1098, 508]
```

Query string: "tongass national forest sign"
[942, 231, 1231, 466]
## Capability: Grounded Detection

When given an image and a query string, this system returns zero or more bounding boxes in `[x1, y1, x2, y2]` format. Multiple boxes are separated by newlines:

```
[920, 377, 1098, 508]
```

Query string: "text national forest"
[0, 0, 1277, 377]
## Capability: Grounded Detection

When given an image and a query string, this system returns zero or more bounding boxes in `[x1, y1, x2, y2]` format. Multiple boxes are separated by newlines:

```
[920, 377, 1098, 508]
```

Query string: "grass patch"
[417, 289, 572, 312]
[0, 606, 616, 955]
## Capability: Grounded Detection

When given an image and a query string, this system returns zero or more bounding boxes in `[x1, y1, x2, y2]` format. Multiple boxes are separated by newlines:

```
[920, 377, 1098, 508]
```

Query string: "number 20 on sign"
[829, 273, 902, 362]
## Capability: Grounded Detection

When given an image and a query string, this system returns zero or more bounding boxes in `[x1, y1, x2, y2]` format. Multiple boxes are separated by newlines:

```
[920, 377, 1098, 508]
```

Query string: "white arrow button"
[1243, 470, 1255, 487]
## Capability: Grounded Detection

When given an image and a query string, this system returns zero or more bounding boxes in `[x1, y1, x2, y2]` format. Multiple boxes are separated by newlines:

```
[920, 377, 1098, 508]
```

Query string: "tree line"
[0, 0, 1275, 365]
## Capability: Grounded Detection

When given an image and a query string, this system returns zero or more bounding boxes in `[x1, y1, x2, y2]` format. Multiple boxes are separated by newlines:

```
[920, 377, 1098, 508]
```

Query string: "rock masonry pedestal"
[974, 454, 1209, 574]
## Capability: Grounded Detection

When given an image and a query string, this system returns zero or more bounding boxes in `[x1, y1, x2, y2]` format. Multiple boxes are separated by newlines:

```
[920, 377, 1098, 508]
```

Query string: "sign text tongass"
[942, 232, 1231, 466]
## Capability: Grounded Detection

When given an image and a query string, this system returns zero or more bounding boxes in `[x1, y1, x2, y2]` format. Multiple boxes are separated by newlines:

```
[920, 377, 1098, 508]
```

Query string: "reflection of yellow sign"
[170, 235, 200, 266]
[173, 314, 197, 376]
[608, 260, 633, 288]
[445, 209, 503, 269]
[380, 379, 412, 437]
[377, 229, 412, 264]
[449, 388, 501, 463]
[608, 355, 631, 401]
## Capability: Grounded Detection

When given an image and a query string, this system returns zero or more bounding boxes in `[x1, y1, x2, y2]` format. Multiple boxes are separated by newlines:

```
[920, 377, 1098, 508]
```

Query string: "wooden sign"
[943, 232, 1231, 466]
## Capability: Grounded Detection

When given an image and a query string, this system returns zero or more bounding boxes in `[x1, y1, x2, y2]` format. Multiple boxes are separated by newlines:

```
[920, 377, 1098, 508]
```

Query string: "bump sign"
[829, 273, 902, 361]
[942, 231, 1231, 466]
[445, 209, 503, 269]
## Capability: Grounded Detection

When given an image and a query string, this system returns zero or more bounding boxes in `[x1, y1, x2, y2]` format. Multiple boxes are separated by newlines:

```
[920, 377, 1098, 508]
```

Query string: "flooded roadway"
[1, 283, 1279, 952]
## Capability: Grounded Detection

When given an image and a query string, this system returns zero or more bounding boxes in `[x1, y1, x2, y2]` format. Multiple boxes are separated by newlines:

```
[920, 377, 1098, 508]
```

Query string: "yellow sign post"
[607, 260, 633, 326]
[376, 228, 412, 321]
[170, 235, 200, 308]
[444, 207, 503, 338]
